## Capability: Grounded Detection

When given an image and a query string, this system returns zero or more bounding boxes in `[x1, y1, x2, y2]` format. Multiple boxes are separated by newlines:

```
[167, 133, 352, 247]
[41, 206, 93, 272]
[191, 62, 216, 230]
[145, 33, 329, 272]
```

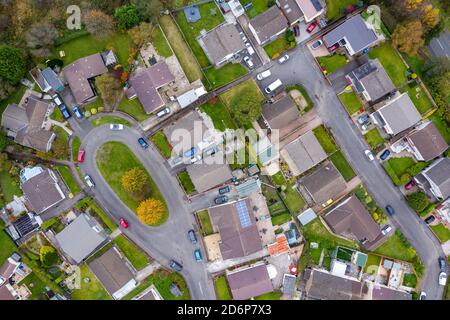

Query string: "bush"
[400, 173, 411, 184]
[98, 106, 105, 112]
[84, 111, 92, 117]
[91, 108, 97, 115]
[406, 162, 428, 176]
[407, 192, 430, 213]
[39, 246, 59, 267]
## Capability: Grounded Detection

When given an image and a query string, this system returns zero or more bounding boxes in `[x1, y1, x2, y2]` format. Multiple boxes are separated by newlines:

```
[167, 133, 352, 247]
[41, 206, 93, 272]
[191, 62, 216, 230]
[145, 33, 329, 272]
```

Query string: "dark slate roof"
[12, 212, 40, 238]
[278, 0, 303, 24]
[421, 157, 450, 200]
[249, 6, 288, 44]
[372, 285, 412, 300]
[261, 94, 300, 130]
[41, 67, 64, 92]
[282, 273, 297, 295]
[227, 264, 274, 300]
[306, 269, 366, 300]
[407, 121, 448, 161]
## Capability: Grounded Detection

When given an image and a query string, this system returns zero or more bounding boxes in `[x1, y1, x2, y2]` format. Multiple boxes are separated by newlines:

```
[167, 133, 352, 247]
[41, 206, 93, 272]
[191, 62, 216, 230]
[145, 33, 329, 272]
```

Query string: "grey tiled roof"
[227, 264, 273, 300]
[249, 6, 288, 44]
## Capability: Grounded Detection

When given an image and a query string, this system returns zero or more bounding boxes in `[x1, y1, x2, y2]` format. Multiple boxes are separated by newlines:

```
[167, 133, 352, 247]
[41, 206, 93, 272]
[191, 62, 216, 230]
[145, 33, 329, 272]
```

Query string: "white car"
[247, 46, 255, 55]
[256, 70, 271, 81]
[364, 150, 374, 161]
[156, 107, 170, 118]
[51, 94, 63, 106]
[278, 54, 289, 64]
[439, 272, 447, 286]
[243, 56, 254, 68]
[381, 225, 392, 235]
[84, 175, 95, 188]
[110, 124, 124, 130]
[419, 291, 427, 300]
[311, 40, 323, 50]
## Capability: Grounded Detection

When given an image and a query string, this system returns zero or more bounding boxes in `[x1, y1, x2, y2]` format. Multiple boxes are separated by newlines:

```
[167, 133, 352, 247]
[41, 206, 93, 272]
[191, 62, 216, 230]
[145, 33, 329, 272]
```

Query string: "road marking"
[198, 282, 204, 296]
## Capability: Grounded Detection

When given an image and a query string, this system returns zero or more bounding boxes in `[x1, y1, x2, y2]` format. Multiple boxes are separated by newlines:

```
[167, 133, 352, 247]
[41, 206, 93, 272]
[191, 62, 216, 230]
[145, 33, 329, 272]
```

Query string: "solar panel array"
[235, 200, 252, 228]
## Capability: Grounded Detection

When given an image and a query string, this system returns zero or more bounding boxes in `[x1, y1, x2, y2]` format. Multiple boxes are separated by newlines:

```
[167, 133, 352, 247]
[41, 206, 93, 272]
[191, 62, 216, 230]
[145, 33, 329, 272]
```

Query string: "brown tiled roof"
[278, 0, 303, 24]
[305, 269, 365, 300]
[0, 259, 18, 280]
[227, 264, 274, 300]
[0, 285, 14, 300]
[249, 6, 288, 44]
[372, 285, 412, 300]
[407, 121, 448, 161]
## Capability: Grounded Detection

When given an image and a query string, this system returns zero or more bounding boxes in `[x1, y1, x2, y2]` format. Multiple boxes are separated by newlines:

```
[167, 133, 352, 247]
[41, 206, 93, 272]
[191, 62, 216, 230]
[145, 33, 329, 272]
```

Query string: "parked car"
[138, 137, 149, 149]
[381, 224, 392, 235]
[156, 107, 170, 118]
[385, 205, 395, 216]
[404, 180, 415, 190]
[110, 124, 124, 130]
[265, 79, 282, 94]
[379, 149, 391, 160]
[419, 291, 427, 300]
[364, 150, 374, 161]
[214, 195, 229, 205]
[219, 186, 231, 194]
[318, 17, 327, 28]
[169, 260, 183, 272]
[77, 149, 85, 163]
[194, 249, 202, 262]
[357, 114, 370, 125]
[188, 229, 197, 244]
[311, 40, 323, 50]
[239, 31, 247, 42]
[243, 56, 254, 68]
[278, 54, 289, 64]
[306, 21, 318, 33]
[247, 46, 255, 55]
[293, 24, 300, 37]
[425, 215, 435, 224]
[257, 70, 271, 81]
[184, 147, 197, 158]
[119, 218, 129, 229]
[52, 94, 63, 106]
[328, 44, 339, 52]
[84, 175, 95, 188]
[439, 271, 447, 286]
[73, 106, 83, 119]
[59, 104, 71, 120]
[438, 257, 447, 270]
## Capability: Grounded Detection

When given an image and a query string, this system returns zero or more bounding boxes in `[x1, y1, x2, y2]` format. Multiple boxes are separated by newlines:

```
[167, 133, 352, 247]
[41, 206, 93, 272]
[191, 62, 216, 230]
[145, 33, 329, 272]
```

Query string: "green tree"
[0, 45, 27, 84]
[39, 245, 59, 267]
[0, 79, 15, 100]
[392, 20, 425, 55]
[0, 152, 11, 172]
[406, 191, 430, 212]
[121, 167, 149, 195]
[95, 73, 123, 111]
[114, 4, 141, 30]
[231, 92, 262, 126]
[131, 0, 162, 24]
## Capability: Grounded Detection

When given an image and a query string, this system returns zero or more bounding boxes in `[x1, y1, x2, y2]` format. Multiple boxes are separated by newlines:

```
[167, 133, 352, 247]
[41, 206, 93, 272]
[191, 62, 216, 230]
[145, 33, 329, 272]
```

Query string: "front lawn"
[329, 151, 356, 182]
[339, 91, 362, 115]
[401, 84, 434, 115]
[402, 273, 417, 288]
[313, 125, 338, 154]
[386, 157, 415, 176]
[204, 63, 248, 90]
[240, 0, 272, 18]
[271, 212, 292, 226]
[152, 25, 173, 58]
[430, 114, 450, 143]
[271, 172, 305, 214]
[117, 98, 148, 122]
[264, 37, 290, 59]
[373, 230, 417, 262]
[70, 264, 111, 300]
[72, 136, 81, 162]
[96, 142, 168, 226]
[301, 218, 359, 249]
[214, 275, 232, 300]
[318, 54, 348, 74]
[254, 291, 282, 300]
[50, 108, 64, 122]
[0, 171, 22, 207]
[368, 43, 408, 87]
[364, 128, 384, 150]
[197, 209, 214, 236]
[55, 165, 81, 194]
[150, 130, 172, 159]
[430, 224, 450, 243]
[199, 99, 236, 131]
[176, 2, 225, 68]
[76, 197, 118, 232]
[326, 0, 359, 20]
[91, 116, 132, 127]
[113, 235, 150, 271]
[177, 170, 196, 195]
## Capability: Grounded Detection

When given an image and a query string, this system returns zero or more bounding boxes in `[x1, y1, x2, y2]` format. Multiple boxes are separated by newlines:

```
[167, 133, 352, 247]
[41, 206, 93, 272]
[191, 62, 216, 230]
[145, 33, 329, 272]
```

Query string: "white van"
[264, 79, 282, 94]
[247, 46, 255, 55]
[256, 70, 271, 81]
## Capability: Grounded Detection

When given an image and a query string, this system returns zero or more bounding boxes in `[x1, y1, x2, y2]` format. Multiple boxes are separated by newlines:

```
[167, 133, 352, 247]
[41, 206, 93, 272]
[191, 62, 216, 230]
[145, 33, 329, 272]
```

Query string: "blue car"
[385, 205, 395, 216]
[138, 138, 149, 149]
[184, 147, 196, 158]
[58, 104, 71, 120]
[379, 149, 391, 161]
[73, 106, 83, 119]
[194, 249, 202, 262]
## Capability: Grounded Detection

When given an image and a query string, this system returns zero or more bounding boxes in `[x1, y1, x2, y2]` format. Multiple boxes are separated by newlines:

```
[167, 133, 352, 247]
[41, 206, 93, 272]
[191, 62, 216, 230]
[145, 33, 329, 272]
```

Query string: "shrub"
[406, 162, 428, 176]
[91, 108, 97, 115]
[407, 192, 430, 213]
[84, 111, 92, 117]
[400, 173, 411, 184]
[39, 246, 59, 267]
[98, 106, 105, 112]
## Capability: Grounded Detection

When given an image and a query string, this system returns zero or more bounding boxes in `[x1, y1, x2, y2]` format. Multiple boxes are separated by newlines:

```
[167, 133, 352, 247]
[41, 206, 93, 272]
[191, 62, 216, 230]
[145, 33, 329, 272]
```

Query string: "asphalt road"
[259, 45, 445, 299]
[78, 125, 215, 300]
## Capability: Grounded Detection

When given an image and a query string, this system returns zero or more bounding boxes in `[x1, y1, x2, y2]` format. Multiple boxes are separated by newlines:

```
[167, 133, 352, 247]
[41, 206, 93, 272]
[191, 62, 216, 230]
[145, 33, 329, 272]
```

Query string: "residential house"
[428, 31, 450, 59]
[126, 61, 175, 114]
[21, 167, 65, 214]
[371, 284, 412, 300]
[6, 212, 42, 242]
[0, 257, 21, 287]
[177, 85, 207, 109]
[268, 234, 290, 257]
[260, 94, 300, 135]
[346, 59, 395, 102]
[322, 14, 378, 56]
[415, 157, 450, 201]
[252, 136, 279, 166]
[208, 198, 263, 260]
[30, 67, 64, 93]
[248, 6, 289, 45]
[282, 273, 297, 296]
[295, 0, 324, 23]
[277, 0, 303, 25]
[300, 161, 347, 207]
[323, 195, 385, 250]
[1, 93, 55, 152]
[226, 263, 274, 300]
[297, 208, 317, 226]
[280, 130, 327, 176]
[62, 53, 108, 104]
[370, 92, 421, 136]
[132, 285, 163, 300]
[88, 247, 137, 300]
[55, 213, 108, 264]
[436, 198, 450, 224]
[199, 23, 246, 67]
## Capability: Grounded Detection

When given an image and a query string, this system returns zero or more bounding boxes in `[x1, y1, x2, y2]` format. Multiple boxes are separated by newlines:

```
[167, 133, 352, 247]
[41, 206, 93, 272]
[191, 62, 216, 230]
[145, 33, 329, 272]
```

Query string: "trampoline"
[184, 5, 201, 23]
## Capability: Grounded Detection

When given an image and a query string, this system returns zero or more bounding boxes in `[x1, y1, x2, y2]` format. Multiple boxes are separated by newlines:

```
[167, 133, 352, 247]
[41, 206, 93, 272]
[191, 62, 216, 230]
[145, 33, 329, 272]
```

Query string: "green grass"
[339, 91, 362, 115]
[91, 116, 132, 127]
[72, 136, 81, 162]
[117, 98, 148, 122]
[302, 218, 359, 249]
[240, 0, 271, 18]
[0, 85, 26, 116]
[54, 32, 132, 66]
[318, 54, 348, 74]
[204, 63, 248, 90]
[373, 230, 417, 262]
[264, 37, 290, 59]
[368, 43, 408, 87]
[199, 100, 236, 131]
[313, 125, 338, 154]
[0, 171, 22, 207]
[56, 165, 81, 194]
[271, 212, 292, 226]
[159, 15, 203, 82]
[70, 264, 111, 300]
[150, 130, 172, 159]
[254, 291, 282, 300]
[430, 114, 450, 143]
[430, 224, 450, 243]
[214, 275, 232, 300]
[364, 254, 381, 274]
[50, 107, 64, 122]
[177, 170, 196, 195]
[326, 0, 359, 20]
[152, 25, 173, 58]
[401, 84, 434, 115]
[76, 198, 118, 232]
[0, 224, 17, 265]
[386, 157, 416, 177]
[364, 128, 385, 150]
[176, 2, 225, 68]
[20, 272, 48, 300]
[96, 142, 168, 226]
[113, 235, 150, 271]
[197, 210, 214, 236]
[271, 172, 305, 214]
[402, 273, 417, 288]
[329, 151, 356, 182]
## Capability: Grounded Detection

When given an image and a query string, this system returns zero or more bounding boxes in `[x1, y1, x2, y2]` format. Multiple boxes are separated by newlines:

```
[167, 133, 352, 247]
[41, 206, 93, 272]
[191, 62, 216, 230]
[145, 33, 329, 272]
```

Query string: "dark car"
[293, 24, 300, 37]
[73, 106, 83, 119]
[219, 186, 231, 195]
[425, 215, 435, 224]
[188, 229, 197, 244]
[214, 195, 229, 205]
[385, 205, 395, 216]
[379, 149, 391, 160]
[439, 257, 447, 270]
[306, 21, 318, 33]
[169, 260, 183, 272]
[357, 114, 369, 125]
[59, 104, 71, 119]
[138, 137, 149, 149]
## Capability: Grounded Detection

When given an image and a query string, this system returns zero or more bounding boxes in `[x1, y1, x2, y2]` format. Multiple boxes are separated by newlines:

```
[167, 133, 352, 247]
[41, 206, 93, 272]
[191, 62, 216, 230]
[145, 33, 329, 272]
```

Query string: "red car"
[77, 149, 85, 163]
[119, 218, 129, 229]
[328, 44, 339, 52]
[405, 180, 415, 190]
[306, 21, 318, 33]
